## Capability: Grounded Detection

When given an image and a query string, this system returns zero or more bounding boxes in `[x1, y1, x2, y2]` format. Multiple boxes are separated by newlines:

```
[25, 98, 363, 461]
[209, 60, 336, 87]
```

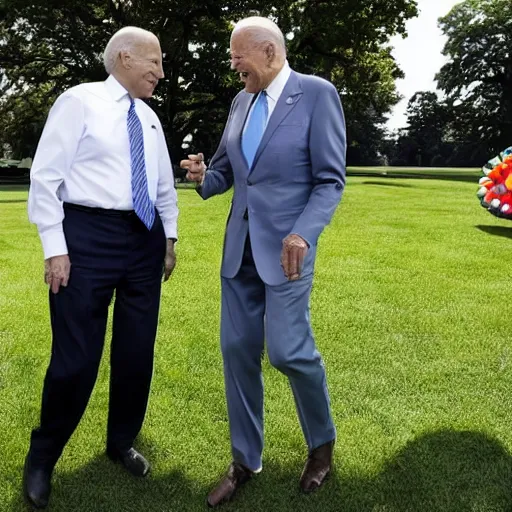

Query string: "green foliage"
[384, 0, 512, 168]
[0, 0, 417, 163]
[437, 0, 512, 156]
[388, 92, 455, 167]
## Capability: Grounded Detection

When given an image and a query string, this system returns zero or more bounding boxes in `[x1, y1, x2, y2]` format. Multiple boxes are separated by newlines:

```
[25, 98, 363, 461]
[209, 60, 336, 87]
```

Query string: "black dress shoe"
[23, 455, 52, 509]
[107, 448, 150, 477]
[207, 462, 254, 508]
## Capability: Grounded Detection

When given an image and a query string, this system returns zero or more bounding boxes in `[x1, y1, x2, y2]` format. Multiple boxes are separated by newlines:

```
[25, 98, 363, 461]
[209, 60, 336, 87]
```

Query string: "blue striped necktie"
[242, 91, 268, 169]
[127, 98, 155, 230]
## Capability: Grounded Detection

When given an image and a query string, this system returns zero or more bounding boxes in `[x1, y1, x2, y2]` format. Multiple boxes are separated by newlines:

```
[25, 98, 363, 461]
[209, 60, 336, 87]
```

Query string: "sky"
[386, 0, 462, 131]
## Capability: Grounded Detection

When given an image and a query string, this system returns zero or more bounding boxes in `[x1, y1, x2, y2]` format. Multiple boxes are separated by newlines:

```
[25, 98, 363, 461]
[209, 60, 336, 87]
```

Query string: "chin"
[244, 84, 259, 94]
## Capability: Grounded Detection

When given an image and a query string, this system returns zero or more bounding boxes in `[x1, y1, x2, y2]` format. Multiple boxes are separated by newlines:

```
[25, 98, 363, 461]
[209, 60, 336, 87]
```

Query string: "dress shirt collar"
[264, 60, 291, 104]
[105, 74, 130, 102]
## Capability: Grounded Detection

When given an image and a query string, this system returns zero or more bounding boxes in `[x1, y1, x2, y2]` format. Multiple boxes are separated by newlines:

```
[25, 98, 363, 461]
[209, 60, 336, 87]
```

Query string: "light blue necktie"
[127, 98, 155, 230]
[242, 91, 268, 169]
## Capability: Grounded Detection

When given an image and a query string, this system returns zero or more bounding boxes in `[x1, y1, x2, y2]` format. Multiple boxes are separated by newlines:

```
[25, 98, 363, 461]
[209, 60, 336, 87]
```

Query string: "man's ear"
[265, 43, 276, 62]
[119, 50, 132, 70]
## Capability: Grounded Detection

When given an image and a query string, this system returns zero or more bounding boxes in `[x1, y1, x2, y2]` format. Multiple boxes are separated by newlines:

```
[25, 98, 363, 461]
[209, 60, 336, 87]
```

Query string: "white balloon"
[477, 187, 488, 198]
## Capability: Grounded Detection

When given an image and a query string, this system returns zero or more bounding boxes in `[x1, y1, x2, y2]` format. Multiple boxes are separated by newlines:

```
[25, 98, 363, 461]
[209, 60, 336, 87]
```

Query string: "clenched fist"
[180, 153, 207, 184]
[281, 234, 309, 281]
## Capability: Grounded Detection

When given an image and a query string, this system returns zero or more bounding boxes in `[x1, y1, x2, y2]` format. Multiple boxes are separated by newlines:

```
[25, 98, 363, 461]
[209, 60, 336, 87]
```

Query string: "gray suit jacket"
[198, 70, 346, 285]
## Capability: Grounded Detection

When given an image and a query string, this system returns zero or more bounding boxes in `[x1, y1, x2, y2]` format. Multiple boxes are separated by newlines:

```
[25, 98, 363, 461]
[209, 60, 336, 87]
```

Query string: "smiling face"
[230, 30, 281, 93]
[119, 37, 164, 99]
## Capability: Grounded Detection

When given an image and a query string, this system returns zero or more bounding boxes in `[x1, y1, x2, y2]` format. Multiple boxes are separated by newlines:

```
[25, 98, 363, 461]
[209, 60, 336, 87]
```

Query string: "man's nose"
[156, 63, 164, 79]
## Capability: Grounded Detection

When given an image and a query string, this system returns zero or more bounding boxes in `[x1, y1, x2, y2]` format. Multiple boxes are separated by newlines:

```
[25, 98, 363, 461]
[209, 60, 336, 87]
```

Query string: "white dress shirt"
[244, 60, 291, 130]
[28, 75, 178, 259]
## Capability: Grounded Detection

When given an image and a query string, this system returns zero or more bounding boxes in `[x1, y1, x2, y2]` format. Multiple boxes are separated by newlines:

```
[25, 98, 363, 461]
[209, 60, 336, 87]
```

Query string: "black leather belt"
[63, 202, 136, 218]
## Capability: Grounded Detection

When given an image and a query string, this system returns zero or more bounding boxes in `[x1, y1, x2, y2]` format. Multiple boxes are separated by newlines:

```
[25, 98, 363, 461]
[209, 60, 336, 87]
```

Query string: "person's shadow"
[9, 430, 512, 511]
[476, 225, 512, 240]
[367, 430, 512, 512]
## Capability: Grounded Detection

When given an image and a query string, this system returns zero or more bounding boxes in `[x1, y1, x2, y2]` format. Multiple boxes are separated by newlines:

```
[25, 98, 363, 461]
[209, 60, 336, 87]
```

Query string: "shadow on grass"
[362, 181, 413, 188]
[10, 438, 210, 512]
[0, 184, 29, 192]
[369, 430, 512, 512]
[476, 225, 512, 239]
[9, 430, 512, 511]
[349, 171, 478, 184]
[0, 199, 27, 204]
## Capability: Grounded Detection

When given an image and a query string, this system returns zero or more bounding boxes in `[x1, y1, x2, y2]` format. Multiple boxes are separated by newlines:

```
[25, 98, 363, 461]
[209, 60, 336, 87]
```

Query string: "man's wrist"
[197, 171, 206, 187]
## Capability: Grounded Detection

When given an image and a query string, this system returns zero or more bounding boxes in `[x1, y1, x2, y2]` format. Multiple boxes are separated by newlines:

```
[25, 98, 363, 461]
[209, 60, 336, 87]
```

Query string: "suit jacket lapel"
[231, 92, 255, 172]
[250, 71, 303, 172]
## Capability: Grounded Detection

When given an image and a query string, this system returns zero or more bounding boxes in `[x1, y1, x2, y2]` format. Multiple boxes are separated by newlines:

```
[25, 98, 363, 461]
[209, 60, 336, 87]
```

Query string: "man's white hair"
[103, 26, 157, 74]
[232, 16, 286, 55]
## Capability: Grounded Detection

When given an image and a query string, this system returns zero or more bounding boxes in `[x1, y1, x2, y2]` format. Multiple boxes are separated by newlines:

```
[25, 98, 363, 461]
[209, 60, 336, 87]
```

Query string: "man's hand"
[180, 153, 206, 184]
[44, 255, 71, 294]
[163, 239, 176, 282]
[281, 234, 308, 281]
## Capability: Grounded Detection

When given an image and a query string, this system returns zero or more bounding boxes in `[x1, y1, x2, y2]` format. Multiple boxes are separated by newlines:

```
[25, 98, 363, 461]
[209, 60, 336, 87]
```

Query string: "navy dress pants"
[29, 204, 166, 469]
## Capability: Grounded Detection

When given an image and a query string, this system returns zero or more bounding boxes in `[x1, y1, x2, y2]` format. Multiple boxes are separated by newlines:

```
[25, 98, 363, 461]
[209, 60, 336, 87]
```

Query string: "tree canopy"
[384, 0, 512, 168]
[0, 0, 417, 163]
[437, 0, 512, 158]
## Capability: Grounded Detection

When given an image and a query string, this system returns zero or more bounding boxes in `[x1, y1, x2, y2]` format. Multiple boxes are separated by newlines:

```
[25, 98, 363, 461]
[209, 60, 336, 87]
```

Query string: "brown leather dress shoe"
[207, 462, 254, 508]
[299, 440, 334, 493]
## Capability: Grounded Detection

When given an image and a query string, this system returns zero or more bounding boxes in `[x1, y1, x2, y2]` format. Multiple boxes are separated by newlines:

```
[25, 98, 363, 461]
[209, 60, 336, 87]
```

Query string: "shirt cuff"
[39, 227, 68, 259]
[162, 222, 177, 241]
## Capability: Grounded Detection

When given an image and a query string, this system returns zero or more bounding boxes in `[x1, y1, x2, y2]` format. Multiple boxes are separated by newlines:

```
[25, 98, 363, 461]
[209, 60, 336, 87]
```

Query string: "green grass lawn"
[1, 168, 512, 511]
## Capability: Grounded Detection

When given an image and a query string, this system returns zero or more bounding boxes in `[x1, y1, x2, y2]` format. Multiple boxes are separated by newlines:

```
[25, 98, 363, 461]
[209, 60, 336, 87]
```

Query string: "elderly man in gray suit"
[181, 16, 346, 507]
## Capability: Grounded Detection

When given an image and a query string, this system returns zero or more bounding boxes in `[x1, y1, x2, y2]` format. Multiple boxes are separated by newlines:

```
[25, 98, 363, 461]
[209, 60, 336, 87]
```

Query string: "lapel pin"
[286, 97, 294, 105]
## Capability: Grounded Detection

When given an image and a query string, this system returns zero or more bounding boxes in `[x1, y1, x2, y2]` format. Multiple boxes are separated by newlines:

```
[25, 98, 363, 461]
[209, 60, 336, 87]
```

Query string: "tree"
[437, 0, 512, 159]
[268, 1, 418, 165]
[0, 0, 418, 163]
[404, 92, 451, 166]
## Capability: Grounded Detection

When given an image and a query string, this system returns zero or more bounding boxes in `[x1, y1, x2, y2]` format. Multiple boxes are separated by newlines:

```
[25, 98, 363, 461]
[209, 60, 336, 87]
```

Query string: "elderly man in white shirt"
[24, 26, 178, 509]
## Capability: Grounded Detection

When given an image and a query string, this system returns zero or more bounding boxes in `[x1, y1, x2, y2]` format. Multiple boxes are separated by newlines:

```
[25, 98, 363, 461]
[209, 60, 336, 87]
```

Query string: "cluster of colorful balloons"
[477, 146, 512, 219]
